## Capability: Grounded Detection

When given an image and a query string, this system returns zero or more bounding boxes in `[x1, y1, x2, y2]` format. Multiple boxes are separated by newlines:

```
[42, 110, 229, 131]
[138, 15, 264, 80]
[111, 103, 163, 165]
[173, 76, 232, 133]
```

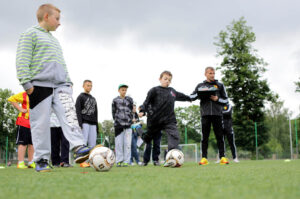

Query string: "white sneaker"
[138, 162, 142, 166]
[233, 158, 240, 163]
[215, 159, 220, 164]
[131, 162, 136, 166]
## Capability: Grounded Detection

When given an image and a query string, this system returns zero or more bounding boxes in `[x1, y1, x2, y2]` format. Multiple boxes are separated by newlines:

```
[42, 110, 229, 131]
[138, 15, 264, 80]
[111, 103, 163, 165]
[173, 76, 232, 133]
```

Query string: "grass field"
[1, 160, 300, 199]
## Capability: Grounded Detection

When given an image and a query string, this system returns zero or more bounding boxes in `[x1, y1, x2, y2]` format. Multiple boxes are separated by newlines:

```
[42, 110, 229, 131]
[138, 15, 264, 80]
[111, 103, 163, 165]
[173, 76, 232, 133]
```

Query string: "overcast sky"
[0, 0, 299, 120]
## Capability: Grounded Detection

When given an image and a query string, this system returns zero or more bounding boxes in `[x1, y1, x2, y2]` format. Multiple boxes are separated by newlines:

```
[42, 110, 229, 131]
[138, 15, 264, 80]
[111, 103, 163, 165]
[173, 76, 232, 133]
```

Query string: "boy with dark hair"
[15, 4, 91, 172]
[138, 71, 191, 167]
[112, 84, 134, 167]
[190, 66, 229, 165]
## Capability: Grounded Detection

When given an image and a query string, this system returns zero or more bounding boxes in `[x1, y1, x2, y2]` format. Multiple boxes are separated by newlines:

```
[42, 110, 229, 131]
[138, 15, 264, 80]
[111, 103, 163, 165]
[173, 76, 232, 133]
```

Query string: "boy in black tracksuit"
[190, 66, 229, 165]
[222, 103, 239, 162]
[139, 71, 191, 166]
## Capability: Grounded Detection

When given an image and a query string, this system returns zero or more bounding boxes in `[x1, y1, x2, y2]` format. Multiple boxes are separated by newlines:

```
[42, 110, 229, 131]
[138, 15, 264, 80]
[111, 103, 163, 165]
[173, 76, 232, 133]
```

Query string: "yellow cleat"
[28, 162, 36, 168]
[17, 162, 28, 169]
[220, 157, 229, 165]
[80, 162, 90, 168]
[199, 157, 209, 165]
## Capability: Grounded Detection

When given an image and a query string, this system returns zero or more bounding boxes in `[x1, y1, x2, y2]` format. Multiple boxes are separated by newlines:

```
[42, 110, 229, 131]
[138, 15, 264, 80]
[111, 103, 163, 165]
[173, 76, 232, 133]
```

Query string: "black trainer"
[153, 161, 160, 166]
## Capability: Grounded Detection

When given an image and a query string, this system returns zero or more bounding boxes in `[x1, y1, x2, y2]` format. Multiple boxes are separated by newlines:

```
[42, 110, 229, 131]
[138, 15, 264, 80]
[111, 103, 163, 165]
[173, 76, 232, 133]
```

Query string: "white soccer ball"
[89, 146, 115, 171]
[164, 149, 184, 167]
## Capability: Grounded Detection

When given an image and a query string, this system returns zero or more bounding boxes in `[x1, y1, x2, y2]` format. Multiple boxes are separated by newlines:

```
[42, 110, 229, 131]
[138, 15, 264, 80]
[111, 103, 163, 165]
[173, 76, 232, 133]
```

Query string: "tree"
[265, 98, 291, 158]
[214, 17, 273, 154]
[174, 105, 202, 144]
[101, 120, 115, 148]
[295, 77, 300, 93]
[0, 89, 18, 157]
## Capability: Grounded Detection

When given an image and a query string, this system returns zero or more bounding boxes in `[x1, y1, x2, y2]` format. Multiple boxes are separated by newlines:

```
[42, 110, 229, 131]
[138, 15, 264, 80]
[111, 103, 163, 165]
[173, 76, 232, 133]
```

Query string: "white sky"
[0, 0, 299, 120]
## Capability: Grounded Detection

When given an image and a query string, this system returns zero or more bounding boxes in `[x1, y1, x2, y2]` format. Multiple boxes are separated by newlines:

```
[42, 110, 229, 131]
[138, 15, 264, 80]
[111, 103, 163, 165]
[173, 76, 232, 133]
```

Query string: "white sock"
[28, 161, 34, 165]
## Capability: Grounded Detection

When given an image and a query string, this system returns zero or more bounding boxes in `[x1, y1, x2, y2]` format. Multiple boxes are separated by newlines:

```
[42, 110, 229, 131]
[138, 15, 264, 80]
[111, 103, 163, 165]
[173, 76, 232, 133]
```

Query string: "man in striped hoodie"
[16, 4, 90, 172]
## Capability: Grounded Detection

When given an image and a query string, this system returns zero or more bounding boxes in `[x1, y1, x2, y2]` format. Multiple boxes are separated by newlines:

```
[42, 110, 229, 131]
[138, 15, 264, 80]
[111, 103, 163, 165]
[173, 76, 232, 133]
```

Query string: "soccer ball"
[89, 146, 115, 171]
[164, 149, 184, 167]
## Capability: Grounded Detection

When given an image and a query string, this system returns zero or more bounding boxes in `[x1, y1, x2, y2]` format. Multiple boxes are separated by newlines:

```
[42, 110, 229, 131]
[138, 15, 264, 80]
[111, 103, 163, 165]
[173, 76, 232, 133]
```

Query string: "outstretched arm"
[139, 88, 155, 116]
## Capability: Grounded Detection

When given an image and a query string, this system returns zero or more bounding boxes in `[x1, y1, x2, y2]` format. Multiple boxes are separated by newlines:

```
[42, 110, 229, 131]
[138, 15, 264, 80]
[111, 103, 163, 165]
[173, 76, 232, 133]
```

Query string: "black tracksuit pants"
[201, 115, 225, 159]
[223, 118, 237, 159]
[143, 131, 162, 163]
[50, 127, 70, 165]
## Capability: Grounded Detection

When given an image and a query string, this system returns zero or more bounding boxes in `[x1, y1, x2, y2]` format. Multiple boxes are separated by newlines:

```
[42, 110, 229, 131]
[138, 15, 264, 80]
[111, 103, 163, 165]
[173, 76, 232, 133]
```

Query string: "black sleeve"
[95, 100, 99, 133]
[217, 83, 228, 105]
[140, 87, 156, 114]
[174, 89, 191, 102]
[75, 94, 83, 128]
[190, 84, 199, 101]
[112, 99, 116, 120]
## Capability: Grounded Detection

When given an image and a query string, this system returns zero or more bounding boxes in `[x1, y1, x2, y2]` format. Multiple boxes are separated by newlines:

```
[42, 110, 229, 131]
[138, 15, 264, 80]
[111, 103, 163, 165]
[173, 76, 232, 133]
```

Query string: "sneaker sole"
[75, 154, 89, 164]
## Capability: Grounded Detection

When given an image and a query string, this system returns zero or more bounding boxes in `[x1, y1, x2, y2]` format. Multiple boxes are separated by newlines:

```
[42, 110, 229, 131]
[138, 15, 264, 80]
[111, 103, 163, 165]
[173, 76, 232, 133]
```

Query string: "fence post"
[100, 133, 103, 144]
[295, 119, 298, 158]
[289, 119, 293, 159]
[6, 136, 8, 167]
[185, 125, 188, 144]
[255, 122, 258, 160]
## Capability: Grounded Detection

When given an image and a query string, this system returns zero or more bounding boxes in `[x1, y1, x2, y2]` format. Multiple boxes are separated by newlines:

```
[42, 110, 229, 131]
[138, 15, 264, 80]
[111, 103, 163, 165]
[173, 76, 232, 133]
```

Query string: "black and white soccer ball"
[89, 146, 115, 171]
[164, 149, 184, 167]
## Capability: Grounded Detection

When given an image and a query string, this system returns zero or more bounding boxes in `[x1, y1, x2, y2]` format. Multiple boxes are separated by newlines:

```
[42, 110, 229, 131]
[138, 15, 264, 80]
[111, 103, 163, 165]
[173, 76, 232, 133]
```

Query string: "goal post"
[160, 143, 198, 163]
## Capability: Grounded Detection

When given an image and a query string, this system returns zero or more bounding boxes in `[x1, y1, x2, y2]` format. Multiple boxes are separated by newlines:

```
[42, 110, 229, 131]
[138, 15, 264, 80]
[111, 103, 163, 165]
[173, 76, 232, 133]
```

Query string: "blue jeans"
[131, 131, 140, 163]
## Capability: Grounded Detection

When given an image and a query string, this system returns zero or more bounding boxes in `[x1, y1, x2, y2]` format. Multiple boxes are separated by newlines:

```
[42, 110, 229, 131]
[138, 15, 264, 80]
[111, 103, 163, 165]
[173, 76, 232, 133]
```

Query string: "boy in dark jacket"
[190, 66, 229, 165]
[139, 71, 190, 167]
[75, 80, 98, 168]
[112, 84, 134, 167]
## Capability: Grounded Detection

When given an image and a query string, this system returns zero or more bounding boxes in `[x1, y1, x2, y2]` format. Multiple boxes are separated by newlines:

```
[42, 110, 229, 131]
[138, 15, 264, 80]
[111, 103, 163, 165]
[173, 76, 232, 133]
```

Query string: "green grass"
[1, 160, 300, 199]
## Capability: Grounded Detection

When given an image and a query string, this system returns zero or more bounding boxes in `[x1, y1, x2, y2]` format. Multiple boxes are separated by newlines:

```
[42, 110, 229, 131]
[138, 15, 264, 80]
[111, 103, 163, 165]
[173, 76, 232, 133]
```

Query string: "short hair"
[159, 70, 172, 79]
[83, 80, 92, 85]
[205, 66, 215, 73]
[37, 4, 61, 22]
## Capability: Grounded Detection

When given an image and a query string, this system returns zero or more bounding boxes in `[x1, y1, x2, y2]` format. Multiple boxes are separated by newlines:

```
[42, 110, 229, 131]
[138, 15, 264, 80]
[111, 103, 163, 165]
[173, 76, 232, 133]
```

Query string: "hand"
[210, 95, 218, 101]
[20, 108, 28, 113]
[138, 112, 144, 117]
[26, 87, 34, 95]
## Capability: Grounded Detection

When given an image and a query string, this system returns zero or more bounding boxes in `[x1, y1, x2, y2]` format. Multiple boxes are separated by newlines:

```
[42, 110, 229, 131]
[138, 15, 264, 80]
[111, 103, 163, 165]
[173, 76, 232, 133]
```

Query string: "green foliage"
[0, 89, 18, 152]
[1, 161, 300, 199]
[101, 120, 115, 148]
[214, 17, 273, 152]
[265, 99, 291, 157]
[175, 105, 202, 143]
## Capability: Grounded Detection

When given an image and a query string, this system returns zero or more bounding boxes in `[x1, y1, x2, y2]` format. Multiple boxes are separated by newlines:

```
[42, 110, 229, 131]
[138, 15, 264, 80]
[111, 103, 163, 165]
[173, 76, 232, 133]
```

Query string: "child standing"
[190, 66, 229, 165]
[130, 104, 142, 165]
[15, 4, 90, 172]
[112, 84, 134, 167]
[138, 71, 191, 166]
[8, 92, 35, 169]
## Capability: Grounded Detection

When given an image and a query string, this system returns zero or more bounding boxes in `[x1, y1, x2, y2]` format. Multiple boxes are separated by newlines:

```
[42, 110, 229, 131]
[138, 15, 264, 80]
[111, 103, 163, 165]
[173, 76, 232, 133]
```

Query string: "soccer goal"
[160, 143, 198, 163]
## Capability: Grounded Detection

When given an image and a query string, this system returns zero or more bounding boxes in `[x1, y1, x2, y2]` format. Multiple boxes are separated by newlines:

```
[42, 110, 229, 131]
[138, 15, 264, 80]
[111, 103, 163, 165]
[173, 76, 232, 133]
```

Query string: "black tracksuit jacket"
[75, 92, 98, 127]
[190, 80, 228, 116]
[140, 86, 190, 127]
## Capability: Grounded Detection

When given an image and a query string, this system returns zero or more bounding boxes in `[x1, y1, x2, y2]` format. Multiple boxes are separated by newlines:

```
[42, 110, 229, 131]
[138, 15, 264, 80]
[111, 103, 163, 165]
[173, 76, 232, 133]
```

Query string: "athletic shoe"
[17, 161, 28, 169]
[215, 159, 220, 164]
[141, 162, 148, 166]
[60, 162, 73, 167]
[153, 161, 160, 166]
[28, 162, 36, 169]
[116, 162, 122, 167]
[220, 157, 229, 165]
[80, 162, 90, 168]
[53, 164, 60, 168]
[123, 163, 129, 167]
[74, 145, 91, 163]
[233, 158, 240, 163]
[138, 162, 143, 166]
[35, 159, 51, 172]
[199, 158, 209, 165]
